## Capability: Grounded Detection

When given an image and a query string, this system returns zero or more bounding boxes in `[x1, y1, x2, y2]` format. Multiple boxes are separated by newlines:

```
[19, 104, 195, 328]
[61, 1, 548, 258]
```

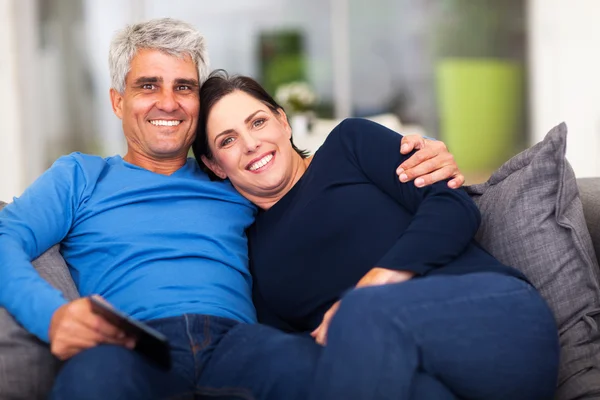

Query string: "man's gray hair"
[109, 18, 210, 93]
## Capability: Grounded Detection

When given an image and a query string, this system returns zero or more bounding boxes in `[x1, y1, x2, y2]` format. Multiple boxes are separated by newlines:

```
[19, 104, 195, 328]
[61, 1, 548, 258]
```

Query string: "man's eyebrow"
[175, 78, 199, 87]
[213, 110, 265, 144]
[133, 76, 162, 85]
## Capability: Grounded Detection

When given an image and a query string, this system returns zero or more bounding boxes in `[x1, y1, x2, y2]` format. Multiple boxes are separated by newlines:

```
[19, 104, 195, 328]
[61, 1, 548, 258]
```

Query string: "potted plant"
[275, 81, 317, 137]
[433, 0, 526, 175]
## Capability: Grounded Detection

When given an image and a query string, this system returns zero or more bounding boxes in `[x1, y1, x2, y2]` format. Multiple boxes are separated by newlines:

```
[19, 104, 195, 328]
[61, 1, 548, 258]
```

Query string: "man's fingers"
[51, 331, 99, 360]
[400, 135, 426, 154]
[51, 319, 134, 360]
[400, 158, 440, 184]
[414, 165, 462, 188]
[448, 174, 465, 189]
[80, 311, 125, 340]
[398, 147, 437, 172]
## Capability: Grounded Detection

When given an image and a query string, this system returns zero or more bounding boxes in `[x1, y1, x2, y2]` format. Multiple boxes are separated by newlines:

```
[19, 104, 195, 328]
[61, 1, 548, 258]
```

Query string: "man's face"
[110, 49, 200, 161]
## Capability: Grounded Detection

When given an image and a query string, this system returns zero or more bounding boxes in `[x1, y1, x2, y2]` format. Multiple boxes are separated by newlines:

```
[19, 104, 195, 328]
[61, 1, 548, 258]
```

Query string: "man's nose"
[156, 89, 178, 112]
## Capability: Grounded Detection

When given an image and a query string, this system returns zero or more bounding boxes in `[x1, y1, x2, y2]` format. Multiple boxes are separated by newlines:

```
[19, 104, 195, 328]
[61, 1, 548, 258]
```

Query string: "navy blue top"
[249, 118, 527, 333]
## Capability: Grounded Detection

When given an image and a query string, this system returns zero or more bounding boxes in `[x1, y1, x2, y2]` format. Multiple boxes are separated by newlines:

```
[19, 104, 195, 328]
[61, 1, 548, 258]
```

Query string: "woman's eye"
[252, 118, 265, 128]
[220, 137, 235, 147]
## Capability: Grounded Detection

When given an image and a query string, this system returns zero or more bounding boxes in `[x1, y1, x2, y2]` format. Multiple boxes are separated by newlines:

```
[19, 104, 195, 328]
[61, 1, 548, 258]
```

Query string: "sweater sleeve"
[0, 155, 87, 342]
[336, 118, 481, 276]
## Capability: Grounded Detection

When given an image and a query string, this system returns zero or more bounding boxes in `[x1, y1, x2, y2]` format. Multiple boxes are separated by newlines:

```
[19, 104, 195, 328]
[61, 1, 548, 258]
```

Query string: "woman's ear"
[277, 108, 292, 139]
[200, 155, 228, 179]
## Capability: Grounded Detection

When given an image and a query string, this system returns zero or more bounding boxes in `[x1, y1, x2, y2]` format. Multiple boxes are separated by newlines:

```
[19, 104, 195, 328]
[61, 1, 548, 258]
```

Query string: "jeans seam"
[194, 315, 213, 380]
[183, 314, 201, 384]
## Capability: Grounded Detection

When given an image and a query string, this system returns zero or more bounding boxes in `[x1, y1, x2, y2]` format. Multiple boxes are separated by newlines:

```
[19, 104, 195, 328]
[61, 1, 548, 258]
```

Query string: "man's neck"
[123, 152, 188, 176]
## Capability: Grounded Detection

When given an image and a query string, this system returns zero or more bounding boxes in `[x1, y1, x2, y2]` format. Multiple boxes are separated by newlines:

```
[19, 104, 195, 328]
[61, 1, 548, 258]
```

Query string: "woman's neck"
[249, 155, 313, 211]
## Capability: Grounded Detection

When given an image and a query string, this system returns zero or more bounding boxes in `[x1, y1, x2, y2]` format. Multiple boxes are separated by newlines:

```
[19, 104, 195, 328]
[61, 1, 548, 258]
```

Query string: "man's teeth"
[150, 120, 181, 126]
[249, 154, 273, 171]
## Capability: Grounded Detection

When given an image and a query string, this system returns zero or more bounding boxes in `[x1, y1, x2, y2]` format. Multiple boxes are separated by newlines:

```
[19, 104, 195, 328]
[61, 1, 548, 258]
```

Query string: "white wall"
[0, 0, 25, 201]
[529, 0, 600, 177]
[0, 0, 47, 201]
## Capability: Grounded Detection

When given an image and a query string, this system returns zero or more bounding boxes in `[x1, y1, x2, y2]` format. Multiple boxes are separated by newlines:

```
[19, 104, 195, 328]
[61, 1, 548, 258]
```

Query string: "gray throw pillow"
[0, 201, 79, 400]
[466, 123, 600, 400]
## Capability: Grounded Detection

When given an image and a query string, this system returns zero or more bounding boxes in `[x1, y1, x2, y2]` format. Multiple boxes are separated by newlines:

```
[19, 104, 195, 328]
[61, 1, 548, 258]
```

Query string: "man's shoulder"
[55, 152, 115, 166]
[49, 152, 121, 175]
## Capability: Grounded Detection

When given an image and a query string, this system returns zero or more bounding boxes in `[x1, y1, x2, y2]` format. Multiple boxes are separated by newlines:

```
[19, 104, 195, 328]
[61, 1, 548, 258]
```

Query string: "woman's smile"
[247, 152, 275, 173]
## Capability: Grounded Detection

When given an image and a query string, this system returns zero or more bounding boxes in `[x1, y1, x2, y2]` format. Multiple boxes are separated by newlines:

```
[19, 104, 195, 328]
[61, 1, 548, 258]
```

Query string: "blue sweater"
[249, 118, 527, 333]
[0, 154, 256, 342]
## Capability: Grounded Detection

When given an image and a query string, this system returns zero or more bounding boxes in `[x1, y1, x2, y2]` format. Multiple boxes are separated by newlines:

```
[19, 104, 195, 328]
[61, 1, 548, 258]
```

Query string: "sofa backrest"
[578, 177, 600, 267]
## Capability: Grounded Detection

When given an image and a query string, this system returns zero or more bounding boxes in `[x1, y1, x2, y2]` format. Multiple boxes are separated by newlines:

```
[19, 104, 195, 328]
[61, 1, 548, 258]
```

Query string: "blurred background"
[2, 0, 600, 201]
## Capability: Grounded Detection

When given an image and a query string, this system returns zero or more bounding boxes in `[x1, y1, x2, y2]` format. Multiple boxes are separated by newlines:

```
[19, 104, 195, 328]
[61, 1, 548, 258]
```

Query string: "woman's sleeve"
[335, 118, 480, 276]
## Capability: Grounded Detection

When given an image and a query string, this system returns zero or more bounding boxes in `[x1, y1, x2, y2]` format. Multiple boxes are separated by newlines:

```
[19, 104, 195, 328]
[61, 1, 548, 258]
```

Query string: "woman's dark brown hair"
[192, 70, 310, 180]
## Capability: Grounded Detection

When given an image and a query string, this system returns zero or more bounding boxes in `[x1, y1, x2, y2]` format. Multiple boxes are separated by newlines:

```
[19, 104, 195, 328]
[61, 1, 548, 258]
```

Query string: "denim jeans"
[50, 315, 321, 400]
[310, 273, 560, 400]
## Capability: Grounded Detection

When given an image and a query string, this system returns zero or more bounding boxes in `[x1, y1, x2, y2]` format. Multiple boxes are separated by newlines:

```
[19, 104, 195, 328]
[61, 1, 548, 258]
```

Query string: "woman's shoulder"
[316, 118, 401, 159]
[324, 118, 400, 145]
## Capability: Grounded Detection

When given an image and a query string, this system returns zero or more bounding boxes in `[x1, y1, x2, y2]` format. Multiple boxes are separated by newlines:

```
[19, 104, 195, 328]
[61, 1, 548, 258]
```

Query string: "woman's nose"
[244, 134, 261, 153]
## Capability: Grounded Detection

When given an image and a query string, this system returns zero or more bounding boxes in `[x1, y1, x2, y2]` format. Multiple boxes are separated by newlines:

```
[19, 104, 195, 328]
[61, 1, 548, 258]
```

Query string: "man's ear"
[110, 88, 124, 119]
[277, 109, 292, 139]
[200, 155, 228, 179]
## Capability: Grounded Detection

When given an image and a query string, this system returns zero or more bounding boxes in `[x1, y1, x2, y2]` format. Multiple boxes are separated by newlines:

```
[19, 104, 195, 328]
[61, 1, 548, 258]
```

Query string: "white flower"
[275, 81, 317, 114]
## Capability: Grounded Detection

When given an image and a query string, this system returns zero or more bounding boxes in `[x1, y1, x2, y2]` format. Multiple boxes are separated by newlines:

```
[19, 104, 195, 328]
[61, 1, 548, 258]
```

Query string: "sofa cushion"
[466, 123, 600, 400]
[0, 201, 79, 399]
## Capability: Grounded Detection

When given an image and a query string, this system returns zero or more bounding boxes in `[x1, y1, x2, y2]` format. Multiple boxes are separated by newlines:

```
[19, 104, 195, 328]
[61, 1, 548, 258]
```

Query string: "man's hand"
[396, 135, 465, 189]
[311, 268, 414, 345]
[49, 297, 135, 360]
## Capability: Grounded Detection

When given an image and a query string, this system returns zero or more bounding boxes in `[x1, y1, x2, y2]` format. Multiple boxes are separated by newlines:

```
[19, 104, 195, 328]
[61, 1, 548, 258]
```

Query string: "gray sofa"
[0, 122, 599, 400]
[580, 178, 600, 265]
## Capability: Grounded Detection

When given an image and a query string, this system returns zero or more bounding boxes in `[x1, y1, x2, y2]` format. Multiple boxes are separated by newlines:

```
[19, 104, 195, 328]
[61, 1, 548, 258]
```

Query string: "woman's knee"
[333, 285, 400, 329]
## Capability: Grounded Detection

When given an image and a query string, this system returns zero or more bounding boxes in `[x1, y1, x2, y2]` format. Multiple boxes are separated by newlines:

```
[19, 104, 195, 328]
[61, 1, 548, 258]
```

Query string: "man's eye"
[221, 137, 235, 147]
[176, 85, 191, 91]
[252, 118, 265, 128]
[142, 84, 156, 90]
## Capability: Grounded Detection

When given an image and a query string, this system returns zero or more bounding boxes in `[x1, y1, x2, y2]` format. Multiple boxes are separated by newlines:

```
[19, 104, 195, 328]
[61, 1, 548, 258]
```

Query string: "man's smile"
[149, 119, 182, 127]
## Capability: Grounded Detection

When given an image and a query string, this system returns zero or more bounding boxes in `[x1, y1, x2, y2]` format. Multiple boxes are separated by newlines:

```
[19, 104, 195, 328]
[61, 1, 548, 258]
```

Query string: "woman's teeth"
[249, 154, 273, 171]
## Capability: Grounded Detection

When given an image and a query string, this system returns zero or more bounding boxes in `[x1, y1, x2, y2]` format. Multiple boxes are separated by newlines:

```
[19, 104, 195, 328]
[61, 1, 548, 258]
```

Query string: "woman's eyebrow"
[213, 109, 265, 144]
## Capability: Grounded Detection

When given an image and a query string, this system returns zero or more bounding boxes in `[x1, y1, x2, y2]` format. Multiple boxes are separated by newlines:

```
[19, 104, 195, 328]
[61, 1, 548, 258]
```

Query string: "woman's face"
[202, 90, 305, 203]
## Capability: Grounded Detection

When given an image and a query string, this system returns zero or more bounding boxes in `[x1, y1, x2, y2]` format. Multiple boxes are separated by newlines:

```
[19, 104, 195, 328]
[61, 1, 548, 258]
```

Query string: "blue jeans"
[309, 273, 560, 400]
[50, 315, 321, 399]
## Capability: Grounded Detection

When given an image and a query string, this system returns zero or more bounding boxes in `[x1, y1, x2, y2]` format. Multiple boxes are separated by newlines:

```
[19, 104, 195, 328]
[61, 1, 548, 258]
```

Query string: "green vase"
[436, 58, 524, 174]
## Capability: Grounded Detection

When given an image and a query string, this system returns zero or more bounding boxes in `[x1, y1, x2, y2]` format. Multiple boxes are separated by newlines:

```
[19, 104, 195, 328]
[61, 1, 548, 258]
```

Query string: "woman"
[193, 72, 560, 400]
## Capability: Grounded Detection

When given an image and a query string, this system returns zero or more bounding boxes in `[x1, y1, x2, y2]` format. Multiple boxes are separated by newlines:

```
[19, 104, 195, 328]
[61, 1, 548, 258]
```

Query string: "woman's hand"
[311, 268, 414, 345]
[396, 135, 464, 189]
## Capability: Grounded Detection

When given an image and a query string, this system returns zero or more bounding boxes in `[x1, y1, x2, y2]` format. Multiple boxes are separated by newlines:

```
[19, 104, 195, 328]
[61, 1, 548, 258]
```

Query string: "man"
[0, 18, 463, 399]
